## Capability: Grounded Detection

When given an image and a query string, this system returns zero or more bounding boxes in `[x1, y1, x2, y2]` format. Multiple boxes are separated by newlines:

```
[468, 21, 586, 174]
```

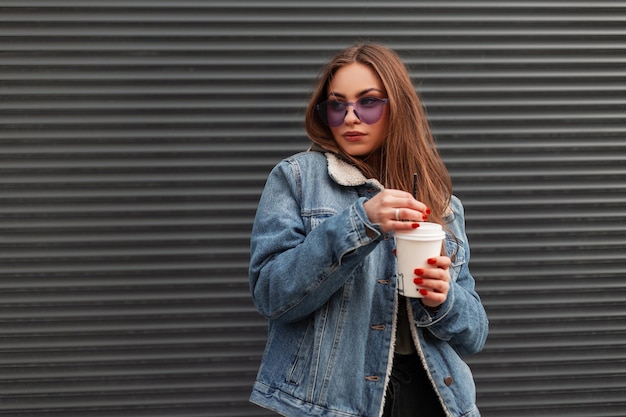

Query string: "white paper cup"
[395, 222, 445, 298]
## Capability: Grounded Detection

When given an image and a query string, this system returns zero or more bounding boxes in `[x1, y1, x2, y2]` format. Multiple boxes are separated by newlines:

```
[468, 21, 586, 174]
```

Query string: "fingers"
[413, 256, 451, 307]
[363, 189, 431, 233]
[426, 255, 451, 269]
[393, 206, 430, 223]
[386, 190, 430, 215]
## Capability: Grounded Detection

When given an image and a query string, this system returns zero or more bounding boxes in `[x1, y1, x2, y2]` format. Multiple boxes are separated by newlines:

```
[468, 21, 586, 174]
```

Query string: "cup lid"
[395, 222, 445, 240]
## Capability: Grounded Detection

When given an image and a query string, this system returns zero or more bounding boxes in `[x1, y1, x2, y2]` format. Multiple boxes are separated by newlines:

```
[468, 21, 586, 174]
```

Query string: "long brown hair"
[305, 43, 453, 225]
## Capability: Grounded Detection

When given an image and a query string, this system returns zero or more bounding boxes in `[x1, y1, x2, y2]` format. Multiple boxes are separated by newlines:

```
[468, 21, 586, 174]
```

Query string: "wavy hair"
[305, 43, 453, 225]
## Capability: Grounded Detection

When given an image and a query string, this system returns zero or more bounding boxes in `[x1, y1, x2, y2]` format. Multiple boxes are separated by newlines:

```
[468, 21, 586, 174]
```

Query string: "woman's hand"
[363, 189, 431, 233]
[414, 256, 451, 309]
[364, 189, 446, 308]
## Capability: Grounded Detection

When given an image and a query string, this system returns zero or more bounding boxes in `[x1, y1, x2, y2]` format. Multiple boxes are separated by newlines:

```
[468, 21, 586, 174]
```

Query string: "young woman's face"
[325, 62, 388, 157]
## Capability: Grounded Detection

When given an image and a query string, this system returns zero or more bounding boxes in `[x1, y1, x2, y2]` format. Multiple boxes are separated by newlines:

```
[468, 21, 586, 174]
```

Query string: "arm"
[410, 196, 489, 356]
[249, 158, 383, 323]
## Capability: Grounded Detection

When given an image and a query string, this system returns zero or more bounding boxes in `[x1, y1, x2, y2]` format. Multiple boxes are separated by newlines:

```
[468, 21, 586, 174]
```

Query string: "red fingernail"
[425, 208, 432, 215]
[392, 249, 397, 256]
[412, 223, 420, 228]
[414, 278, 423, 285]
[414, 268, 424, 275]
[422, 215, 428, 220]
[427, 258, 437, 265]
[419, 289, 428, 296]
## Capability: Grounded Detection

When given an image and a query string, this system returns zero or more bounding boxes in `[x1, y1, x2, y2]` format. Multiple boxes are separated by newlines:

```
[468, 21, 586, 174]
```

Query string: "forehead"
[328, 62, 385, 96]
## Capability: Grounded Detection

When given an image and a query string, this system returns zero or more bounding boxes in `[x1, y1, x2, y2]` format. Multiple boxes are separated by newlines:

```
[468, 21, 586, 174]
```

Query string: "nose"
[343, 105, 361, 124]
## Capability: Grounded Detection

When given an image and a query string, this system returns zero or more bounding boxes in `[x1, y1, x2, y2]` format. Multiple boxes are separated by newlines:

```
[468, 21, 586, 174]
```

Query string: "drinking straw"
[413, 172, 418, 199]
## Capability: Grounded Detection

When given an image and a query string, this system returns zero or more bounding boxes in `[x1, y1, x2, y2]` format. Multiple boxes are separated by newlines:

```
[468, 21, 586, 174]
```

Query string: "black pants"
[382, 353, 446, 417]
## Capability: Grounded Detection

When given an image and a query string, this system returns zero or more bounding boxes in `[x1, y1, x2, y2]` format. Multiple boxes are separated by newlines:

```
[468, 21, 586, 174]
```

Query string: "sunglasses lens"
[318, 101, 346, 127]
[317, 98, 386, 127]
[356, 98, 385, 124]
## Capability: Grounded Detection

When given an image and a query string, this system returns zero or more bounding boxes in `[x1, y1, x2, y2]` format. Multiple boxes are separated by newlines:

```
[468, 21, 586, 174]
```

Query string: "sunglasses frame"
[316, 97, 389, 127]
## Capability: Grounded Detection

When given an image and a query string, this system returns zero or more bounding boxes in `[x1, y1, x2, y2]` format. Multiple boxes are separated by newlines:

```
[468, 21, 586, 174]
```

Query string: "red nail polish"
[414, 268, 424, 275]
[412, 223, 420, 229]
[425, 208, 432, 215]
[392, 249, 397, 256]
[427, 258, 437, 265]
[414, 278, 423, 285]
[419, 289, 428, 296]
[422, 215, 428, 220]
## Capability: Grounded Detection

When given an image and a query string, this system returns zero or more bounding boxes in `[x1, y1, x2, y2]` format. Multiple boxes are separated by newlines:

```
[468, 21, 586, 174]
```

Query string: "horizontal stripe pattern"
[1, 1, 625, 416]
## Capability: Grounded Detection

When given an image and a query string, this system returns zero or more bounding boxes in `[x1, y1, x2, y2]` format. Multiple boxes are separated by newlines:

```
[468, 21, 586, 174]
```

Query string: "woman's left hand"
[414, 255, 451, 309]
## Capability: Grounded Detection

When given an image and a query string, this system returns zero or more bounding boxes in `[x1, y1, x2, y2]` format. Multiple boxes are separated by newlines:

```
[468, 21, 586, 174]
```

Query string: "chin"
[341, 146, 374, 157]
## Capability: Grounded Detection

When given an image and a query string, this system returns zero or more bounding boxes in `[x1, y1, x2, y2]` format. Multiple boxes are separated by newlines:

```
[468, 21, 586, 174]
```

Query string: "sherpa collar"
[324, 153, 379, 187]
[322, 152, 385, 190]
[307, 143, 384, 189]
[309, 145, 454, 219]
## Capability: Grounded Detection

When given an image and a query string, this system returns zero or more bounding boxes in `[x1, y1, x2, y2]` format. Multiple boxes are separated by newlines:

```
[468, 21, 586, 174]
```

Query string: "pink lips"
[343, 131, 365, 142]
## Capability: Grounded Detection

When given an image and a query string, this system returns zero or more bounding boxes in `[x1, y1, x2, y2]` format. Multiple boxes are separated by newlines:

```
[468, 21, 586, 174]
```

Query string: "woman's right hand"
[363, 189, 431, 233]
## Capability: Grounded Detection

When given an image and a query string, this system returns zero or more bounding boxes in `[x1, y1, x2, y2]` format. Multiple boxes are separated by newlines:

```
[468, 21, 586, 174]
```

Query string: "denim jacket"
[249, 150, 488, 417]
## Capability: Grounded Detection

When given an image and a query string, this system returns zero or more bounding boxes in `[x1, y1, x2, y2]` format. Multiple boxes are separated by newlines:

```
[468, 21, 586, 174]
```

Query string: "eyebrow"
[328, 88, 385, 99]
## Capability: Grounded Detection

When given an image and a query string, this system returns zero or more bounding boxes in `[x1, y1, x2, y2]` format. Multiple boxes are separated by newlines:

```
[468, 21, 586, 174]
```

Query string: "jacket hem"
[250, 383, 364, 417]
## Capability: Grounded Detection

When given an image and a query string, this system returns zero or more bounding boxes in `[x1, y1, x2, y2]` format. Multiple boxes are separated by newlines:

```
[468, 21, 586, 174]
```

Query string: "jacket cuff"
[410, 281, 455, 326]
[352, 197, 383, 244]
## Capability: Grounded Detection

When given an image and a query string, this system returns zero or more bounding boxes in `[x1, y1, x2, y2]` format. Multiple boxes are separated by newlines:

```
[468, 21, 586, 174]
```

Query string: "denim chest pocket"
[444, 236, 466, 283]
[304, 209, 338, 232]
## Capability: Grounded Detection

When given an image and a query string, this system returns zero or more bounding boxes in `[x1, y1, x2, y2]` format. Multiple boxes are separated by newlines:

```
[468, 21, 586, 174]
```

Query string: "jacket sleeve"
[249, 158, 383, 323]
[410, 196, 489, 356]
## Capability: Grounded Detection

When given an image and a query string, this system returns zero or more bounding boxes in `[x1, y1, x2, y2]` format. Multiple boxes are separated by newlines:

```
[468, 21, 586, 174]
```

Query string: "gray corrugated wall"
[0, 1, 625, 416]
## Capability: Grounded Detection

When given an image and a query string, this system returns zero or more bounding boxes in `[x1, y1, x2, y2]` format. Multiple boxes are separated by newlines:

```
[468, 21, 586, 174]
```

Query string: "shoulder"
[267, 150, 326, 176]
[449, 195, 465, 217]
[444, 195, 467, 227]
[277, 150, 378, 188]
[278, 150, 328, 171]
[286, 150, 327, 163]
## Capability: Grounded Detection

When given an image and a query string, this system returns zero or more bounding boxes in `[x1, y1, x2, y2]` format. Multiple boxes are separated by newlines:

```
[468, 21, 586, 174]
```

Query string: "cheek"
[373, 129, 387, 148]
[373, 119, 388, 143]
[329, 127, 342, 143]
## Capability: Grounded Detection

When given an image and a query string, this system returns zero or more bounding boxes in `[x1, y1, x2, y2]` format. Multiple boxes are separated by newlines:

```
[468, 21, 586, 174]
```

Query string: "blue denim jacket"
[249, 150, 488, 417]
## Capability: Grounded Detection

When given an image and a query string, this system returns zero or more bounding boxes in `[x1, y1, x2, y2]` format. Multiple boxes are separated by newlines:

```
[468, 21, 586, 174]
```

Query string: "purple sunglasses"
[316, 97, 388, 127]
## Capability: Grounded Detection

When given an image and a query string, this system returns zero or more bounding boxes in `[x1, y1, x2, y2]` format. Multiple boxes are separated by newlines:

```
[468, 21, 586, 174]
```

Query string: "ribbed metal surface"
[0, 1, 625, 416]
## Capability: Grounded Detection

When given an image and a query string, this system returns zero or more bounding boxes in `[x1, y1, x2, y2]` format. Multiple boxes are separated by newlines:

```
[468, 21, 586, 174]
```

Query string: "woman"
[249, 43, 488, 417]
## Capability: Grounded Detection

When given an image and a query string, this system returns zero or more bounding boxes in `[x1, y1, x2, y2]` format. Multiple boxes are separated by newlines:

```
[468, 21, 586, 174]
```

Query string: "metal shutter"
[0, 1, 624, 416]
